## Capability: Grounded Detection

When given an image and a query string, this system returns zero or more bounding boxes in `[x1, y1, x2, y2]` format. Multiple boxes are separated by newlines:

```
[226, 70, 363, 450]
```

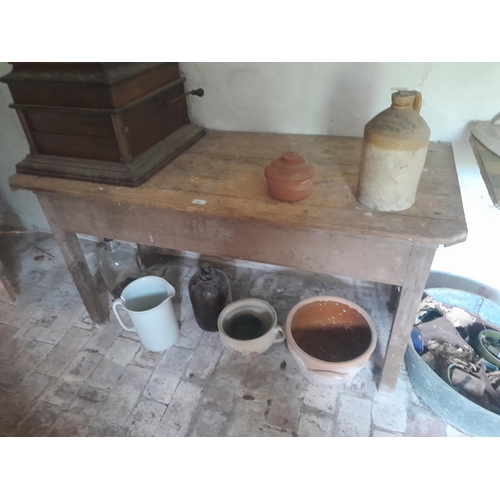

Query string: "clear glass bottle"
[97, 239, 143, 298]
[188, 262, 232, 331]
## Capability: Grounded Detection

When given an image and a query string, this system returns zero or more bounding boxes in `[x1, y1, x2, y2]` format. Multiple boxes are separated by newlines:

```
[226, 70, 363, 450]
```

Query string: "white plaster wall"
[431, 128, 500, 292]
[180, 62, 500, 292]
[0, 63, 49, 230]
[1, 62, 499, 290]
[180, 62, 500, 141]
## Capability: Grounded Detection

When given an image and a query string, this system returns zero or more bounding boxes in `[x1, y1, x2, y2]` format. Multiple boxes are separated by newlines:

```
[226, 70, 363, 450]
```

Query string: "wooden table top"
[10, 130, 467, 246]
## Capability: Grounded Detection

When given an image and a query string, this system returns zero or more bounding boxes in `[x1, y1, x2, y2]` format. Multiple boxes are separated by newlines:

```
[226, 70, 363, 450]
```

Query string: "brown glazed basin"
[285, 296, 377, 386]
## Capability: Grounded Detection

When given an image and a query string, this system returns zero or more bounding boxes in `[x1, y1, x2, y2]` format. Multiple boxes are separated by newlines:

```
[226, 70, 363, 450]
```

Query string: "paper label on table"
[192, 199, 207, 205]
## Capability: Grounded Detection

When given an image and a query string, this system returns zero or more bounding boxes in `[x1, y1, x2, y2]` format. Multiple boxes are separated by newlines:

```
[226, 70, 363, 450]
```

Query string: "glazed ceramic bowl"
[285, 296, 377, 386]
[217, 298, 285, 357]
[472, 329, 500, 369]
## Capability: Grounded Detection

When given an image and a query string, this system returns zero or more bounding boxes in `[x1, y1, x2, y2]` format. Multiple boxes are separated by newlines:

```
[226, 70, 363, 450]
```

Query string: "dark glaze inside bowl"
[291, 300, 372, 362]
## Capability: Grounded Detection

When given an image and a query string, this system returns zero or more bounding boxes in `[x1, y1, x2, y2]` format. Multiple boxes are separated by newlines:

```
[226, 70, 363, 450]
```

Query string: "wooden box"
[1, 63, 206, 186]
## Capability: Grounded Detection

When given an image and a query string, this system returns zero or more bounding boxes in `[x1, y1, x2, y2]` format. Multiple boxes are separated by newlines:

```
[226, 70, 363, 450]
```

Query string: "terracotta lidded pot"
[264, 152, 315, 202]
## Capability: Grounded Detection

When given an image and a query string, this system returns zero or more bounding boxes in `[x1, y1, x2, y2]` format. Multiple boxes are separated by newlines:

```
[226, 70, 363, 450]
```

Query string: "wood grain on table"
[10, 131, 467, 246]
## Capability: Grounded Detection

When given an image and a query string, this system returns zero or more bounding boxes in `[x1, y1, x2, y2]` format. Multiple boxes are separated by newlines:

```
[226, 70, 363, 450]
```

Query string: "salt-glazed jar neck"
[391, 90, 422, 112]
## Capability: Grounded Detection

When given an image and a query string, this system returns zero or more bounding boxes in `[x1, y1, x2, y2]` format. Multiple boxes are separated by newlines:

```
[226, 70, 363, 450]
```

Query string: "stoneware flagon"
[357, 90, 430, 212]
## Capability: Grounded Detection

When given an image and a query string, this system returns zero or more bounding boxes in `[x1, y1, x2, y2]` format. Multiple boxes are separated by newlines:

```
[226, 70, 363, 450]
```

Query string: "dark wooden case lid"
[1, 62, 182, 109]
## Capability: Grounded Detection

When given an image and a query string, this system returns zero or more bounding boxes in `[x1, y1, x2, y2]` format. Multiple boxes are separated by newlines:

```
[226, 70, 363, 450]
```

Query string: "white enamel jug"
[112, 276, 179, 352]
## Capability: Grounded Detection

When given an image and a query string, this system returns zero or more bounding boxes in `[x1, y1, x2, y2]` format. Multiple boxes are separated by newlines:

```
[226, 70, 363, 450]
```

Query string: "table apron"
[42, 194, 415, 286]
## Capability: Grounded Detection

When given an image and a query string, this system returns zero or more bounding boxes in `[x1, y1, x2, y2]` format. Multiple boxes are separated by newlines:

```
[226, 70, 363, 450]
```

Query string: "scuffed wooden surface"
[10, 130, 467, 245]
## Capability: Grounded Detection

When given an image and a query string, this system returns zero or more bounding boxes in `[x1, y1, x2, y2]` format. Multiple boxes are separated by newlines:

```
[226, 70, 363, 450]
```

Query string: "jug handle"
[273, 326, 286, 343]
[112, 298, 136, 332]
[412, 92, 423, 114]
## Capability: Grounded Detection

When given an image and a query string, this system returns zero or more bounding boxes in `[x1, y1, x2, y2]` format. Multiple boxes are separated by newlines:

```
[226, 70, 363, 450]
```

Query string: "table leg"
[387, 285, 401, 314]
[379, 243, 436, 394]
[37, 195, 109, 325]
[0, 261, 17, 301]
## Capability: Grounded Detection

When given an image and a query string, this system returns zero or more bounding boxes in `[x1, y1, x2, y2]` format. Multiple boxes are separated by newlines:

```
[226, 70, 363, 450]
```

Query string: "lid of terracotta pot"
[264, 152, 315, 183]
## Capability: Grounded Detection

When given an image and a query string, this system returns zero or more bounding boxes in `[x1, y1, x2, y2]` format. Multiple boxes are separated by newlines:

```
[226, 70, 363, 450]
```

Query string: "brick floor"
[0, 232, 472, 437]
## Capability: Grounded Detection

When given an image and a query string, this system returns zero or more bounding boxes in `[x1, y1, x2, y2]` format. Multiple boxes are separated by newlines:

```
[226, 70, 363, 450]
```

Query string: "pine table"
[10, 130, 467, 393]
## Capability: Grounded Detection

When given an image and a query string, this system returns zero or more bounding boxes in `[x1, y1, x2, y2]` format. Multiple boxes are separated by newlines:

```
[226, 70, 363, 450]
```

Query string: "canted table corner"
[470, 135, 500, 210]
[9, 130, 467, 393]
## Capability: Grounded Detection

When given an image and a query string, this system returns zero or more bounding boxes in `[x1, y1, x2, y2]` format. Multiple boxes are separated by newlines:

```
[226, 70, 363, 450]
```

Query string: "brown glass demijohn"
[188, 262, 232, 332]
[264, 152, 315, 202]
